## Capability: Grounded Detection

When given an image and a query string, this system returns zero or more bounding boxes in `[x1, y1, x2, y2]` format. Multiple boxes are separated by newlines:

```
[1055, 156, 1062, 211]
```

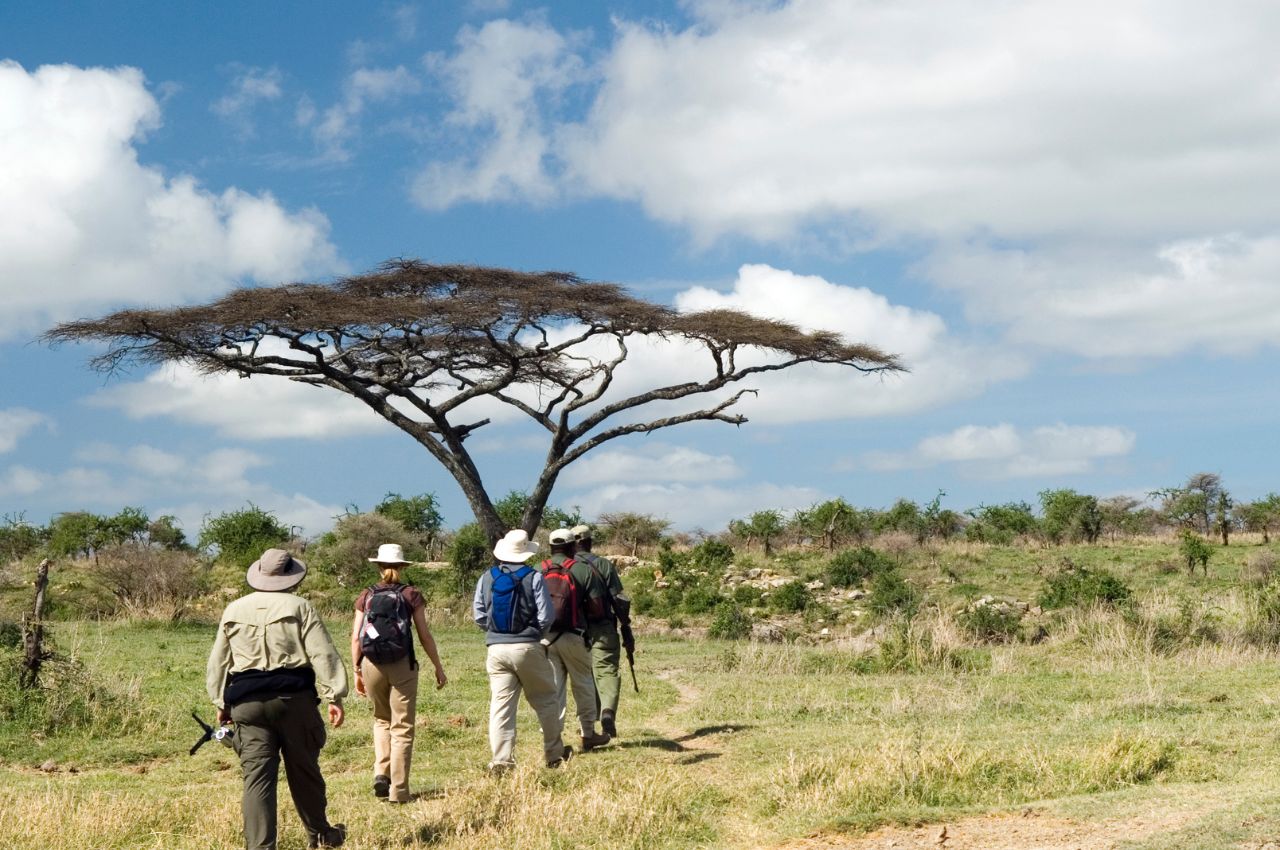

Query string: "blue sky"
[3, 1, 1280, 537]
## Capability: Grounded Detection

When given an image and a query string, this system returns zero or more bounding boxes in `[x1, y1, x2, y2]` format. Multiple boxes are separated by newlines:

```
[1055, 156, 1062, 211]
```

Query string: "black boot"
[601, 709, 616, 738]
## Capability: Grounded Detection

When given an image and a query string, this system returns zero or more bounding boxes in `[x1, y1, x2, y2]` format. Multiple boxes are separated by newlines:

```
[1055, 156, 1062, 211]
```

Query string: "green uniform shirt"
[570, 551, 624, 625]
[206, 591, 349, 709]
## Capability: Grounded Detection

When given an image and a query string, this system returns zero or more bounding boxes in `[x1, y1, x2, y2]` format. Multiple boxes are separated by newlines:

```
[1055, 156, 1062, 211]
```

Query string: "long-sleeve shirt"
[473, 563, 553, 645]
[206, 591, 349, 709]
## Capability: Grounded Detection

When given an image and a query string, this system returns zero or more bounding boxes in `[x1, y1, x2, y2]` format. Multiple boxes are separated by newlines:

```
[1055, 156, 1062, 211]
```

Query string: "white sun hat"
[368, 543, 411, 565]
[493, 529, 539, 563]
[548, 528, 575, 545]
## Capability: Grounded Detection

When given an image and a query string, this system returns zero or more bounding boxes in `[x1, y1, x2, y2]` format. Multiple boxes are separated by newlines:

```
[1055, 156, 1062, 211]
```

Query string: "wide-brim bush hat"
[493, 529, 539, 563]
[549, 528, 575, 545]
[369, 543, 411, 565]
[571, 524, 592, 541]
[247, 548, 307, 591]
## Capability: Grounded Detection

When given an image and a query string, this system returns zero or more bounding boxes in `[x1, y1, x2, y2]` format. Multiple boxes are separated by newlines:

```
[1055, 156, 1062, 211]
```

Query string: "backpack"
[488, 565, 534, 633]
[542, 558, 583, 633]
[360, 585, 414, 665]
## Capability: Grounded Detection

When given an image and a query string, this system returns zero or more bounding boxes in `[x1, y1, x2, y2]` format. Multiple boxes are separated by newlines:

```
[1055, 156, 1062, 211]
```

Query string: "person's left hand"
[328, 703, 345, 728]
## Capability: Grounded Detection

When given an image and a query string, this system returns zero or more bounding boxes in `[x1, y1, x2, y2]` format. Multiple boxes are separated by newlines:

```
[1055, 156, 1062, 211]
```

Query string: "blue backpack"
[488, 565, 533, 633]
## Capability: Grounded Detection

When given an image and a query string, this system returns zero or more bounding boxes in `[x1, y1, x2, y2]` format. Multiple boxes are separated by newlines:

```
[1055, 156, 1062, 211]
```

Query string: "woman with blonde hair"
[351, 543, 447, 803]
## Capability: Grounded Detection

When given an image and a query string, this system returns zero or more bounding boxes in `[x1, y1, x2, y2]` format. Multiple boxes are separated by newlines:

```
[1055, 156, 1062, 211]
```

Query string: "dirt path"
[777, 790, 1240, 850]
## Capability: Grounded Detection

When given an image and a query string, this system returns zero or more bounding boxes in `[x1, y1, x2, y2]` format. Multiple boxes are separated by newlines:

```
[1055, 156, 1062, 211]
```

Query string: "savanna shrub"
[199, 505, 290, 566]
[0, 648, 142, 736]
[690, 539, 735, 571]
[957, 603, 1022, 643]
[1038, 566, 1132, 610]
[732, 584, 764, 606]
[1244, 550, 1279, 587]
[447, 523, 491, 596]
[770, 580, 811, 613]
[708, 602, 752, 640]
[827, 547, 894, 587]
[1178, 529, 1212, 574]
[868, 570, 920, 617]
[1244, 580, 1280, 646]
[95, 542, 205, 621]
[308, 512, 420, 584]
[681, 585, 723, 615]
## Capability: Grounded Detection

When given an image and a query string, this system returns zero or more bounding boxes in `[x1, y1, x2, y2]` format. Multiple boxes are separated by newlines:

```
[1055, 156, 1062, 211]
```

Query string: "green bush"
[828, 547, 894, 587]
[957, 603, 1022, 643]
[732, 584, 764, 606]
[1244, 580, 1280, 646]
[447, 523, 492, 596]
[868, 570, 920, 617]
[770, 580, 811, 613]
[708, 603, 752, 640]
[199, 505, 291, 566]
[690, 539, 735, 571]
[0, 648, 143, 737]
[1038, 565, 1132, 610]
[681, 585, 723, 615]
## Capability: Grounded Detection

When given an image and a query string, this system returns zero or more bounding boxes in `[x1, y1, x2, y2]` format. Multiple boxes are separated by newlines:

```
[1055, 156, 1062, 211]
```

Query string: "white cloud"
[211, 66, 284, 137]
[0, 408, 49, 454]
[565, 481, 823, 530]
[89, 363, 391, 441]
[0, 61, 342, 341]
[1, 465, 47, 495]
[412, 18, 585, 208]
[925, 235, 1280, 358]
[310, 65, 420, 160]
[863, 423, 1137, 478]
[561, 443, 743, 487]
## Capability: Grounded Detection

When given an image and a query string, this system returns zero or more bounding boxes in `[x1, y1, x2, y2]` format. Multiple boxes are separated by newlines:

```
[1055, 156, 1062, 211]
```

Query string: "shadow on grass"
[616, 725, 753, 756]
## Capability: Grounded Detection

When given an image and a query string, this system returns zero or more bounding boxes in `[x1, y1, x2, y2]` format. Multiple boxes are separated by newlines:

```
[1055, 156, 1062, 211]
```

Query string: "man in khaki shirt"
[206, 548, 348, 850]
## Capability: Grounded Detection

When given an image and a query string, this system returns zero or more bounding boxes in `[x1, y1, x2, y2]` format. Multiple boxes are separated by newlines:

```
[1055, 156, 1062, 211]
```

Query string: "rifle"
[622, 623, 639, 693]
[189, 711, 235, 755]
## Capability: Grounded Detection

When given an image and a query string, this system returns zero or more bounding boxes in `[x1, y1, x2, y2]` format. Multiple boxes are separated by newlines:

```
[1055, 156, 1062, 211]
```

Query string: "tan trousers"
[361, 657, 418, 802]
[546, 632, 599, 737]
[485, 642, 565, 767]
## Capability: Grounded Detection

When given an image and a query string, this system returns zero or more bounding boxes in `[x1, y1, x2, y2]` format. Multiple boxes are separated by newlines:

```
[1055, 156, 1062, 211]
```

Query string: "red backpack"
[542, 558, 583, 632]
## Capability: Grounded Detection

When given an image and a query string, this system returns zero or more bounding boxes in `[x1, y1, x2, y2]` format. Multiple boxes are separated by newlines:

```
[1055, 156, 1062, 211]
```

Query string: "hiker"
[351, 543, 448, 804]
[206, 548, 348, 850]
[571, 524, 634, 738]
[473, 529, 570, 770]
[541, 529, 611, 752]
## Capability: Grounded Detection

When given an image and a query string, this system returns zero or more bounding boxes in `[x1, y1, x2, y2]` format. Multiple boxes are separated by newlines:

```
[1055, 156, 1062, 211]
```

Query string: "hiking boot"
[487, 762, 513, 776]
[372, 775, 390, 798]
[600, 710, 616, 738]
[581, 732, 611, 751]
[309, 824, 345, 849]
[547, 745, 573, 768]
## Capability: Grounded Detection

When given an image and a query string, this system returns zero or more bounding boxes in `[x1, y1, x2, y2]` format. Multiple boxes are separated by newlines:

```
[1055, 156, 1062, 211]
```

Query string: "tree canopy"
[47, 260, 902, 540]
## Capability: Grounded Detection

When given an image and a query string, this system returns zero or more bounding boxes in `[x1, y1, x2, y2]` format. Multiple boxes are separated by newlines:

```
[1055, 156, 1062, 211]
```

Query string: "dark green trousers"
[230, 693, 332, 850]
[587, 625, 621, 716]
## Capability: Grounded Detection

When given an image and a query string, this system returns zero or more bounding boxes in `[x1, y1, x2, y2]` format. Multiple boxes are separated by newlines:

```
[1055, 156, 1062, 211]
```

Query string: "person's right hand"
[354, 671, 366, 697]
[434, 666, 448, 689]
[328, 703, 345, 728]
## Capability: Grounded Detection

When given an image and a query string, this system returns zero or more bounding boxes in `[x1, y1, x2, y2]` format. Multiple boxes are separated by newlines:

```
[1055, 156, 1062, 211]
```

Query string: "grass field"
[6, 540, 1280, 849]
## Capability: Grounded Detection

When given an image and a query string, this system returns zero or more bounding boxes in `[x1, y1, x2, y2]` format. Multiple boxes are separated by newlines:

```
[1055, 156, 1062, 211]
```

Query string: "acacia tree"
[47, 261, 900, 541]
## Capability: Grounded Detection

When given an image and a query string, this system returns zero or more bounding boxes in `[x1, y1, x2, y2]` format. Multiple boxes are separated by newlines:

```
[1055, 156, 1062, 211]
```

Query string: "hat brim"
[493, 541, 539, 563]
[368, 557, 412, 565]
[246, 558, 307, 591]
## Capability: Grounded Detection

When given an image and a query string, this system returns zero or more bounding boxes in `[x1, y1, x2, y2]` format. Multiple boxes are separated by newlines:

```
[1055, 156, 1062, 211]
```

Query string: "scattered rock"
[805, 579, 825, 590]
[847, 589, 867, 600]
[39, 760, 58, 773]
[751, 622, 787, 643]
[447, 714, 471, 728]
[746, 568, 763, 579]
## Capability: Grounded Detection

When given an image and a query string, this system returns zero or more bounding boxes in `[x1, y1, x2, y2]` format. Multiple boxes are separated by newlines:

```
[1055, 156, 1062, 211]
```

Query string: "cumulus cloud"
[560, 443, 743, 487]
[0, 61, 341, 341]
[412, 18, 585, 209]
[211, 66, 284, 137]
[411, 3, 1280, 359]
[15, 441, 344, 536]
[305, 65, 420, 161]
[564, 481, 823, 530]
[862, 423, 1136, 478]
[0, 408, 49, 454]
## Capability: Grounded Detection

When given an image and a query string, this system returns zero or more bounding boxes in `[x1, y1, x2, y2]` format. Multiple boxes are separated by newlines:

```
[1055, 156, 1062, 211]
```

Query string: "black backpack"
[360, 584, 415, 665]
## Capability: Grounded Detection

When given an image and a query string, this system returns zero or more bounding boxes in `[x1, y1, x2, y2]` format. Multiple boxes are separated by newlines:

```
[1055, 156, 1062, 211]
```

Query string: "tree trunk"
[20, 558, 50, 689]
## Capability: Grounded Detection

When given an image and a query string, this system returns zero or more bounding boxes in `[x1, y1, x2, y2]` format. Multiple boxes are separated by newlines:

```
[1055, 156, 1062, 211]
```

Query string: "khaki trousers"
[485, 642, 565, 767]
[230, 692, 332, 850]
[361, 657, 419, 802]
[546, 631, 599, 737]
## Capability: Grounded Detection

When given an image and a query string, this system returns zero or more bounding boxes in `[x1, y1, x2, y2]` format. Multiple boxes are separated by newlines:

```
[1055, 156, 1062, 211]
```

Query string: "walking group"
[204, 523, 633, 850]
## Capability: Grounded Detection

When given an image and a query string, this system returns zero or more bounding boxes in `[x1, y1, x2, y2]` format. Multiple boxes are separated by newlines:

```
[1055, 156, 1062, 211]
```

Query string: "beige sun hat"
[570, 524, 592, 541]
[493, 529, 539, 563]
[549, 528, 575, 545]
[368, 543, 411, 565]
[247, 548, 307, 592]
